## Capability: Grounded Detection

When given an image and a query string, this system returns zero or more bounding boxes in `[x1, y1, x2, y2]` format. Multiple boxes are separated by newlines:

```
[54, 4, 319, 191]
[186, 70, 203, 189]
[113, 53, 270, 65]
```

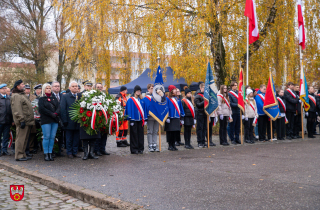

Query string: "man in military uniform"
[34, 84, 42, 97]
[82, 80, 93, 92]
[115, 86, 129, 147]
[11, 80, 35, 161]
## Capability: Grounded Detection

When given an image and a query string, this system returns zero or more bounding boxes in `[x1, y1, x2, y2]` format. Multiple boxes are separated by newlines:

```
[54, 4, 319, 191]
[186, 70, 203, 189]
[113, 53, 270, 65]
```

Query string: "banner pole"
[159, 124, 161, 152]
[207, 116, 210, 148]
[270, 120, 273, 142]
[246, 17, 249, 86]
[240, 110, 243, 145]
[299, 46, 305, 140]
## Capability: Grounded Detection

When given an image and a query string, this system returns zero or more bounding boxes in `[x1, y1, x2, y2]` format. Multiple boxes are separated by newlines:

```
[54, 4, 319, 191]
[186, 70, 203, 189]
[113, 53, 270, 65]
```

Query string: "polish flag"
[244, 0, 259, 44]
[297, 0, 306, 50]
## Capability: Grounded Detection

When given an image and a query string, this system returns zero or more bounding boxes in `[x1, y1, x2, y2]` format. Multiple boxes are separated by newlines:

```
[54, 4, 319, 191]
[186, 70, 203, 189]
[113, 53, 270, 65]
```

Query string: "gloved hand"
[20, 121, 26, 129]
[245, 117, 248, 121]
[194, 119, 197, 124]
[63, 122, 68, 127]
[166, 119, 170, 123]
[220, 115, 224, 120]
[144, 122, 147, 126]
[306, 112, 309, 117]
[242, 115, 245, 120]
[130, 122, 134, 126]
[299, 100, 302, 103]
[181, 120, 184, 125]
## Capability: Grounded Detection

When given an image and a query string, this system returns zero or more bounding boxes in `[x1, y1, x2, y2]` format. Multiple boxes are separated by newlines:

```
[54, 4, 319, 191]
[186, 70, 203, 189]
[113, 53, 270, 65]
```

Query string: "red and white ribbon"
[109, 111, 120, 134]
[182, 98, 195, 119]
[253, 116, 258, 125]
[91, 102, 109, 130]
[8, 131, 13, 148]
[229, 90, 238, 99]
[287, 89, 297, 98]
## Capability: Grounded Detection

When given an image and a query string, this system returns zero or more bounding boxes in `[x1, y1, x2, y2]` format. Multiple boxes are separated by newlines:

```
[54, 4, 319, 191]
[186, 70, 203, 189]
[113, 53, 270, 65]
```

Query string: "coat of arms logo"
[10, 185, 24, 201]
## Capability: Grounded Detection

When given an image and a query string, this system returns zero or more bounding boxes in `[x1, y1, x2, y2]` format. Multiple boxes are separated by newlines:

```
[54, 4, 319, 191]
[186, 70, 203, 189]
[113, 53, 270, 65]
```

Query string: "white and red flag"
[244, 0, 259, 44]
[297, 0, 306, 50]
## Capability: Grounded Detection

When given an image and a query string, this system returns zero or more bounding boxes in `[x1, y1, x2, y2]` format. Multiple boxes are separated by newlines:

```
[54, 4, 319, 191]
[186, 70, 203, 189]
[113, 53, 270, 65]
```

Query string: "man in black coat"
[60, 81, 81, 159]
[194, 83, 207, 148]
[0, 84, 13, 156]
[228, 81, 241, 144]
[306, 86, 317, 138]
[284, 82, 300, 139]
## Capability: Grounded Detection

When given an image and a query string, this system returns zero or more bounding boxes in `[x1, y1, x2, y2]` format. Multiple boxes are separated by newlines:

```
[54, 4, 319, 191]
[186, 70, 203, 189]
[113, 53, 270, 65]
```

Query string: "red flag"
[244, 0, 259, 44]
[297, 0, 305, 50]
[238, 68, 245, 112]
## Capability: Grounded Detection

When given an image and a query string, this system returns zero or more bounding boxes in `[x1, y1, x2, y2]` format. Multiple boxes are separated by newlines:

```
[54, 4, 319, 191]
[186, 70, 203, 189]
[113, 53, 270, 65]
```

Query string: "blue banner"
[263, 73, 280, 121]
[204, 62, 218, 116]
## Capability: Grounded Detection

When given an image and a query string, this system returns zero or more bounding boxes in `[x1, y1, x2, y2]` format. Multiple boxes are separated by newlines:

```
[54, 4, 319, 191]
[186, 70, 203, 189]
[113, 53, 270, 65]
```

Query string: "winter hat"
[168, 85, 176, 92]
[134, 85, 141, 93]
[120, 86, 127, 92]
[184, 86, 191, 95]
[246, 88, 253, 96]
[13, 79, 23, 88]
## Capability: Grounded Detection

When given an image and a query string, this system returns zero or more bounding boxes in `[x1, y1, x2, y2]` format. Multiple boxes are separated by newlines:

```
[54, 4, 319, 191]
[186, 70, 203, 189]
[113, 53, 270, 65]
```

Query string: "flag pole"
[270, 120, 273, 142]
[207, 57, 210, 148]
[157, 56, 162, 151]
[299, 46, 305, 140]
[246, 17, 249, 86]
[240, 110, 243, 145]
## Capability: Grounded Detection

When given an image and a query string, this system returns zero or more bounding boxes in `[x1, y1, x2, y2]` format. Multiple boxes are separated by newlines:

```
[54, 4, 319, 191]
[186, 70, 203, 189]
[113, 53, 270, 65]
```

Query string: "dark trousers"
[207, 117, 214, 142]
[130, 121, 144, 153]
[258, 115, 271, 140]
[56, 127, 63, 154]
[219, 116, 228, 144]
[0, 124, 10, 153]
[176, 125, 183, 144]
[95, 133, 108, 152]
[184, 125, 192, 146]
[307, 117, 316, 137]
[286, 112, 295, 137]
[244, 118, 254, 140]
[276, 117, 285, 139]
[65, 130, 80, 155]
[167, 131, 180, 147]
[230, 114, 240, 142]
[196, 114, 207, 144]
[294, 114, 301, 136]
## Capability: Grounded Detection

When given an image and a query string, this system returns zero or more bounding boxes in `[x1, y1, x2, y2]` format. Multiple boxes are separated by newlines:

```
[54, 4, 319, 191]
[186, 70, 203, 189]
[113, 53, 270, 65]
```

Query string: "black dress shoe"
[95, 151, 102, 156]
[26, 153, 33, 157]
[68, 154, 74, 159]
[173, 146, 178, 151]
[2, 151, 11, 156]
[231, 141, 237, 145]
[16, 158, 28, 161]
[138, 151, 143, 154]
[123, 140, 130, 146]
[245, 140, 253, 144]
[168, 146, 174, 151]
[131, 151, 139, 154]
[209, 142, 216, 146]
[179, 142, 185, 146]
[117, 142, 127, 147]
[185, 145, 194, 149]
[286, 136, 292, 140]
[175, 142, 180, 146]
[235, 141, 241, 144]
[100, 151, 110, 155]
[221, 142, 229, 146]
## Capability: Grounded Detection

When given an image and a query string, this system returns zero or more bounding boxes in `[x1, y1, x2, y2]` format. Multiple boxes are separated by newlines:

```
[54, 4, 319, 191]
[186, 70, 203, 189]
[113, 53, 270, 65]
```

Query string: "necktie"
[3, 95, 6, 98]
[56, 94, 60, 102]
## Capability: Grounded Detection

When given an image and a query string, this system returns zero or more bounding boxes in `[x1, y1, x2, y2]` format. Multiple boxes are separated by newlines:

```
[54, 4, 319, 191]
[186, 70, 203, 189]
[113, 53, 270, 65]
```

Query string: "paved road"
[0, 169, 103, 210]
[1, 135, 320, 210]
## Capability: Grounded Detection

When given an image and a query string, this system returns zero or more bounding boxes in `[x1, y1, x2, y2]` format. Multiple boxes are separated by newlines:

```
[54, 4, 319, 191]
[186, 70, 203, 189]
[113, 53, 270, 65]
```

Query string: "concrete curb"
[0, 160, 144, 210]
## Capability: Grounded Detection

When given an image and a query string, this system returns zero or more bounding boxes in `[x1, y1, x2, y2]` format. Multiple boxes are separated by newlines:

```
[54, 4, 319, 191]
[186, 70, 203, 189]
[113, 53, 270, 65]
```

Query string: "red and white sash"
[287, 89, 296, 98]
[308, 95, 316, 106]
[198, 93, 209, 107]
[218, 94, 230, 109]
[168, 97, 180, 116]
[229, 90, 238, 99]
[277, 97, 286, 113]
[257, 94, 265, 102]
[145, 95, 152, 101]
[253, 116, 258, 126]
[246, 98, 255, 112]
[131, 97, 145, 126]
[182, 98, 195, 119]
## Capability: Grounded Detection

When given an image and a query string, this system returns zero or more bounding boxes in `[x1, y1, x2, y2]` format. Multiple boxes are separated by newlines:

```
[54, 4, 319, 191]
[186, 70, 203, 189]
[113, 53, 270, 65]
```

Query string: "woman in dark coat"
[181, 87, 195, 149]
[38, 83, 60, 161]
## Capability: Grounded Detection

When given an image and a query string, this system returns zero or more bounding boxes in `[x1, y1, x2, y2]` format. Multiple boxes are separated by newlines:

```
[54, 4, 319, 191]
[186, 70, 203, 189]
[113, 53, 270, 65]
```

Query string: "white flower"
[80, 101, 87, 108]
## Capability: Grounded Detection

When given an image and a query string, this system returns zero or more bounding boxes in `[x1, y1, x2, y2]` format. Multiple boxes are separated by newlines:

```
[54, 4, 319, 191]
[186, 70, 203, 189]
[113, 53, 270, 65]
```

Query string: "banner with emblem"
[204, 62, 218, 115]
[149, 65, 169, 126]
[263, 73, 280, 120]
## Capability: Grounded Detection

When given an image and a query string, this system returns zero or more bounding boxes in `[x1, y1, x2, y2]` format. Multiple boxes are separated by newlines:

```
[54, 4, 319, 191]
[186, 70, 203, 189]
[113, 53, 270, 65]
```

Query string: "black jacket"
[0, 94, 13, 124]
[228, 90, 240, 115]
[38, 95, 60, 125]
[284, 89, 299, 112]
[316, 93, 320, 113]
[277, 95, 286, 113]
[194, 93, 205, 116]
[308, 93, 317, 113]
[60, 92, 80, 130]
[295, 91, 301, 114]
[182, 98, 195, 126]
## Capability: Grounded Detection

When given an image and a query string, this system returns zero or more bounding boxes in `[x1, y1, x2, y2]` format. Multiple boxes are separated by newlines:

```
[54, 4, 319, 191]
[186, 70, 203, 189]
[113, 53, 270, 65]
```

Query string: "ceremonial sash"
[285, 116, 289, 124]
[168, 97, 180, 116]
[253, 116, 258, 126]
[145, 95, 151, 101]
[246, 98, 255, 112]
[308, 95, 316, 106]
[277, 97, 286, 113]
[257, 94, 265, 102]
[131, 97, 145, 126]
[287, 89, 296, 98]
[218, 94, 230, 109]
[182, 98, 195, 119]
[229, 90, 238, 99]
[198, 93, 208, 108]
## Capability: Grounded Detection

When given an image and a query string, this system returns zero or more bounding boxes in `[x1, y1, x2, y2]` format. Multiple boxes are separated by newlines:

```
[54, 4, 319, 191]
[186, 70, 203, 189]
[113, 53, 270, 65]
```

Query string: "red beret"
[168, 85, 176, 92]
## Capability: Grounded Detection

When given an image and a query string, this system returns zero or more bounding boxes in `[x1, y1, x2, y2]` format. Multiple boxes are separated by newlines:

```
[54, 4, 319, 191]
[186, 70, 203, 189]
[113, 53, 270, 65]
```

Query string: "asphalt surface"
[1, 135, 320, 210]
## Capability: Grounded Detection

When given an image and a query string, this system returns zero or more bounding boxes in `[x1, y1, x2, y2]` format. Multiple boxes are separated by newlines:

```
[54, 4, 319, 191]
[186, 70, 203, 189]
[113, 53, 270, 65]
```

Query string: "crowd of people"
[0, 79, 319, 161]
